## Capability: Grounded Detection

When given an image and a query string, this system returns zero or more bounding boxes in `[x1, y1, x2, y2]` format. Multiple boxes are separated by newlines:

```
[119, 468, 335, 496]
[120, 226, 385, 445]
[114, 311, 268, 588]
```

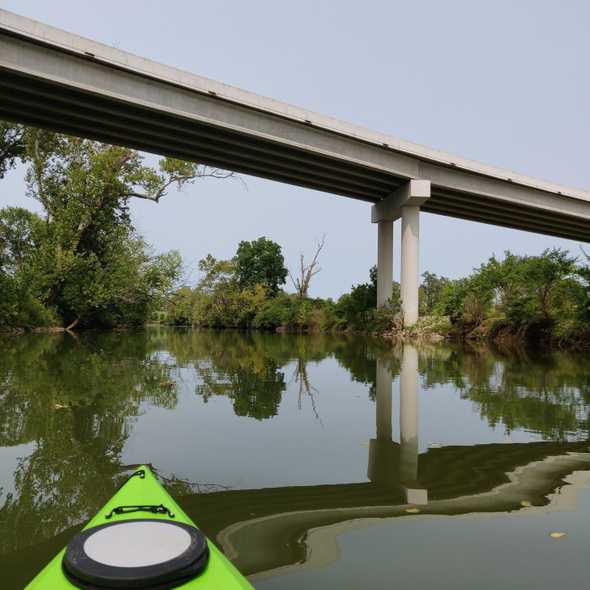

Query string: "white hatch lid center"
[84, 521, 192, 568]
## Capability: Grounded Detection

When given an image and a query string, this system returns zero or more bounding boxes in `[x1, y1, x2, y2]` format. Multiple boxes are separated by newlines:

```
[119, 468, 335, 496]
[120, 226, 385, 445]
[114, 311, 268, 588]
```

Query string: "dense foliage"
[0, 122, 25, 179]
[164, 245, 590, 347]
[435, 249, 590, 346]
[235, 237, 288, 295]
[164, 254, 403, 333]
[0, 125, 217, 329]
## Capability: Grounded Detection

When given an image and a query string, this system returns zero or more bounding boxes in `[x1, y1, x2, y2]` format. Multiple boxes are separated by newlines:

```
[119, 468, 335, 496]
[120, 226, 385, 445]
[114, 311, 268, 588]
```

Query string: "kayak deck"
[26, 465, 253, 589]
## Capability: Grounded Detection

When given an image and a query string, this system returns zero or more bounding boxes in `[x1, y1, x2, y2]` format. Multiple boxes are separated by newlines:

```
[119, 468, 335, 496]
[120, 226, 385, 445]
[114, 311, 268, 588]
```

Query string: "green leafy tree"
[166, 286, 197, 326]
[189, 254, 266, 328]
[435, 249, 583, 344]
[234, 237, 288, 296]
[435, 275, 493, 327]
[336, 269, 376, 329]
[336, 266, 400, 330]
[0, 207, 43, 274]
[197, 255, 236, 293]
[521, 248, 576, 321]
[435, 279, 468, 324]
[0, 128, 226, 328]
[0, 123, 236, 329]
[0, 122, 26, 178]
[420, 271, 450, 314]
[0, 207, 54, 327]
[572, 249, 590, 327]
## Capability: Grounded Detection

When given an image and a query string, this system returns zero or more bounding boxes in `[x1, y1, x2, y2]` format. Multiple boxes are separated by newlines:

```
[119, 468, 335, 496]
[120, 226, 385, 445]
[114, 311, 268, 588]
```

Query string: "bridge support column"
[377, 221, 394, 307]
[371, 180, 430, 322]
[401, 205, 420, 327]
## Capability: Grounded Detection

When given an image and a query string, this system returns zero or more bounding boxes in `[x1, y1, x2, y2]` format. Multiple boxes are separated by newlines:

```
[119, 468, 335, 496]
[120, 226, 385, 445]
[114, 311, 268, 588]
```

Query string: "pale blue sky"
[1, 0, 589, 297]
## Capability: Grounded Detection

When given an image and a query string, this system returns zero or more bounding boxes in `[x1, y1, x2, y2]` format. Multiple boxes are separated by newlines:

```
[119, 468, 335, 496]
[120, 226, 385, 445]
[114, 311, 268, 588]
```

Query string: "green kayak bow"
[26, 465, 253, 589]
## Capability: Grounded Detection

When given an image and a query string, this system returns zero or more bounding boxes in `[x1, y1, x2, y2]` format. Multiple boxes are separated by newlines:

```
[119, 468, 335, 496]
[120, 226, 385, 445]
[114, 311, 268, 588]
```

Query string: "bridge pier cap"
[372, 180, 430, 319]
[371, 180, 431, 224]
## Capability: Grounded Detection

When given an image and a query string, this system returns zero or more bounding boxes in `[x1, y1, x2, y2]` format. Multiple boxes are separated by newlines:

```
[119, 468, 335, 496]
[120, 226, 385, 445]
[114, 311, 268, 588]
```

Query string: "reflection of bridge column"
[368, 358, 398, 488]
[399, 345, 427, 504]
[375, 358, 392, 441]
[368, 353, 427, 504]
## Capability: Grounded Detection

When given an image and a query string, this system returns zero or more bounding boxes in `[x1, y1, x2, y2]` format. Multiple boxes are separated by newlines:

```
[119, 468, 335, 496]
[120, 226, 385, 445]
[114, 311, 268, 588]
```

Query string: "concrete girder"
[0, 33, 420, 182]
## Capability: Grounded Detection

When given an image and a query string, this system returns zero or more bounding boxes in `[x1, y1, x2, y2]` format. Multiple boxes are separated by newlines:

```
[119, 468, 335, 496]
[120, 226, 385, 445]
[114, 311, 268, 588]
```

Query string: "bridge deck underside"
[0, 68, 400, 201]
[1, 67, 588, 242]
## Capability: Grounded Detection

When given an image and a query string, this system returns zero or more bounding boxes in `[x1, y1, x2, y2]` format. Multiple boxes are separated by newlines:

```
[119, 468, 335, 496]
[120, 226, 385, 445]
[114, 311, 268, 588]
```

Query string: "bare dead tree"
[289, 234, 326, 299]
[293, 358, 323, 426]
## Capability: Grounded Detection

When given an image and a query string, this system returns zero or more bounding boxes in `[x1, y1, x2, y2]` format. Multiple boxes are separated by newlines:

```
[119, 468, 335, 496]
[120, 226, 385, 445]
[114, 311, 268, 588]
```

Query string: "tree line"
[165, 239, 590, 349]
[0, 122, 383, 333]
[2, 122, 590, 346]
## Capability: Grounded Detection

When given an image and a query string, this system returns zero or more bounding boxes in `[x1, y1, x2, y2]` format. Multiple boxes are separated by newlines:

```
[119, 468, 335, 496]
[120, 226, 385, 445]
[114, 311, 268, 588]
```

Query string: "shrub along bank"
[434, 249, 590, 348]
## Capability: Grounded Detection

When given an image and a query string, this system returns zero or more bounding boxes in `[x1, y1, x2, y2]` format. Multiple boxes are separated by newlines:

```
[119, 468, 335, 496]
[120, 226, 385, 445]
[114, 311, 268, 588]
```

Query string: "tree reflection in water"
[0, 332, 180, 555]
[420, 344, 590, 439]
[0, 330, 589, 588]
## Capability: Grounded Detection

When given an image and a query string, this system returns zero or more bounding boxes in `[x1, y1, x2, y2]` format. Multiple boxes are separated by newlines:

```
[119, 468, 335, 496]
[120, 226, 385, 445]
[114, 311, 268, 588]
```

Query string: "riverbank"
[5, 313, 590, 352]
[381, 315, 590, 351]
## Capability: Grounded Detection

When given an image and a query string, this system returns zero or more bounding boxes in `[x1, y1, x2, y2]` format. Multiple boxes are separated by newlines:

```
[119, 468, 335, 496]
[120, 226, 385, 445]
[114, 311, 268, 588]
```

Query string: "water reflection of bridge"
[177, 346, 590, 578]
[3, 338, 590, 587]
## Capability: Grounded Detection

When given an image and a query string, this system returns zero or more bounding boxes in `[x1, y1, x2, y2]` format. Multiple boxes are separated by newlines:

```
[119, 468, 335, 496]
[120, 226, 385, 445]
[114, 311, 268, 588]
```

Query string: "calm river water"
[1, 329, 590, 589]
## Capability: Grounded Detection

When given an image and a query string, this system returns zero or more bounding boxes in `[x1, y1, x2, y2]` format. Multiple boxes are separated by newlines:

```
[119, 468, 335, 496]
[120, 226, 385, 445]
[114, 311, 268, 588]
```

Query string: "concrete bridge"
[1, 9, 590, 324]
